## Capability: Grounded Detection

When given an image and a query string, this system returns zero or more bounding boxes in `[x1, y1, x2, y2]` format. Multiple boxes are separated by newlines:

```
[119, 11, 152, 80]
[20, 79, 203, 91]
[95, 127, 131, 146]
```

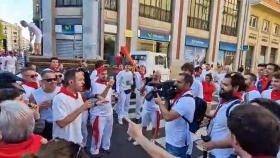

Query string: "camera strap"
[172, 93, 194, 124]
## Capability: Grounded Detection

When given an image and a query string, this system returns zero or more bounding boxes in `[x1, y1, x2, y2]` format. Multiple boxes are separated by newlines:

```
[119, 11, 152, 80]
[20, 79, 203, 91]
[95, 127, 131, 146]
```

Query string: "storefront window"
[270, 48, 277, 63]
[184, 46, 207, 66]
[104, 34, 116, 64]
[105, 0, 118, 11]
[260, 46, 267, 63]
[137, 39, 169, 54]
[56, 0, 82, 7]
[187, 0, 211, 31]
[217, 50, 235, 66]
[139, 0, 172, 22]
[221, 0, 240, 36]
[245, 46, 254, 73]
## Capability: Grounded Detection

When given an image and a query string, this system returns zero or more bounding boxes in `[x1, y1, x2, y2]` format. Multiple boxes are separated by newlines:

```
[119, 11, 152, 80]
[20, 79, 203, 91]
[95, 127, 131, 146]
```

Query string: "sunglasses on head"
[27, 74, 38, 78]
[43, 78, 57, 83]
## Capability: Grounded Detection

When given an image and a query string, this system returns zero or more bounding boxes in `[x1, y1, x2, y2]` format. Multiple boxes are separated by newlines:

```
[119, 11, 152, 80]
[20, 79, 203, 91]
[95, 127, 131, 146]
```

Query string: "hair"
[250, 98, 280, 119]
[0, 100, 35, 144]
[40, 70, 55, 78]
[257, 63, 266, 67]
[266, 63, 279, 72]
[205, 73, 213, 81]
[228, 105, 280, 157]
[224, 72, 246, 92]
[181, 63, 194, 74]
[0, 88, 23, 102]
[50, 57, 59, 62]
[238, 66, 244, 73]
[179, 73, 193, 87]
[63, 69, 80, 86]
[245, 73, 257, 82]
[272, 71, 280, 79]
[95, 60, 104, 69]
[21, 67, 35, 74]
[194, 66, 202, 72]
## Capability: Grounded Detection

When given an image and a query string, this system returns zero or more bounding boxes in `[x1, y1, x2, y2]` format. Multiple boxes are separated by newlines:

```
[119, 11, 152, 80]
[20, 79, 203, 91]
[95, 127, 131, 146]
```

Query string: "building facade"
[244, 0, 280, 73]
[0, 19, 23, 51]
[36, 0, 250, 75]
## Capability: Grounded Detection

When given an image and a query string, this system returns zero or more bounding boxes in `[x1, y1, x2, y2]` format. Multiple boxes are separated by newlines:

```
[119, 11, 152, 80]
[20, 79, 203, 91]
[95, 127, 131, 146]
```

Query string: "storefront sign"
[62, 24, 75, 35]
[219, 42, 237, 52]
[138, 30, 170, 42]
[185, 36, 209, 48]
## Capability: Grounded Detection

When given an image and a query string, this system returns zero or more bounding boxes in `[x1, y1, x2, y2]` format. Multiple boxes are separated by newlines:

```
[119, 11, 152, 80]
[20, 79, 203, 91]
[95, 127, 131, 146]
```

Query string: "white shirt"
[116, 70, 133, 92]
[22, 84, 37, 101]
[142, 85, 159, 112]
[5, 55, 17, 68]
[28, 22, 42, 37]
[90, 70, 98, 82]
[134, 72, 144, 90]
[209, 100, 240, 157]
[32, 86, 60, 122]
[243, 89, 261, 103]
[262, 89, 280, 104]
[52, 92, 86, 145]
[90, 82, 113, 116]
[202, 69, 212, 79]
[165, 91, 195, 147]
[191, 79, 203, 99]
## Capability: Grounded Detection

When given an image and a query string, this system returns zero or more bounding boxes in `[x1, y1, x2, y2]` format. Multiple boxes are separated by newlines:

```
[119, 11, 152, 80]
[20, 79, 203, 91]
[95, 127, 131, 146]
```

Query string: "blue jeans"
[166, 143, 187, 158]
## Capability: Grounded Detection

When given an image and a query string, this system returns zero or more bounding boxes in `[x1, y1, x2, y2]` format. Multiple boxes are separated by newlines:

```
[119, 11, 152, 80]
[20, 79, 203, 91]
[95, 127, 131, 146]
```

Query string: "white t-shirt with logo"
[32, 86, 60, 122]
[209, 99, 240, 157]
[165, 91, 195, 147]
[52, 92, 86, 145]
[90, 82, 113, 117]
[142, 85, 159, 112]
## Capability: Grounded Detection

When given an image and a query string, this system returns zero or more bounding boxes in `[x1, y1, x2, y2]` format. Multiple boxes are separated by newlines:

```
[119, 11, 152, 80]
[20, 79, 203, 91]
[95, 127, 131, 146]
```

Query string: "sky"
[0, 0, 33, 39]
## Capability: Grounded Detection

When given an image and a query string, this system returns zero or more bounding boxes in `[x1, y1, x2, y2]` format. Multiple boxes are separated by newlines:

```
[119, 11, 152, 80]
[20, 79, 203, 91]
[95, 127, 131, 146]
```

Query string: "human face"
[205, 76, 211, 82]
[22, 70, 38, 82]
[73, 72, 85, 92]
[41, 73, 57, 92]
[265, 65, 275, 77]
[175, 75, 187, 92]
[219, 78, 234, 100]
[152, 71, 161, 82]
[206, 64, 211, 71]
[99, 70, 108, 81]
[244, 75, 252, 87]
[257, 66, 265, 77]
[50, 59, 59, 68]
[271, 77, 280, 91]
[119, 65, 124, 70]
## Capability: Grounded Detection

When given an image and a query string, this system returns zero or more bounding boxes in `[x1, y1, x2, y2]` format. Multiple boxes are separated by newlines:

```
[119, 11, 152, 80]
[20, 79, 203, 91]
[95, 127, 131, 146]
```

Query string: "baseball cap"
[0, 72, 25, 90]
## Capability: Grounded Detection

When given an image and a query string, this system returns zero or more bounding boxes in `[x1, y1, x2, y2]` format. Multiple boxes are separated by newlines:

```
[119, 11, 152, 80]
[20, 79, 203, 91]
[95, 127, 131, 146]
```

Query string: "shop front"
[104, 24, 117, 64]
[218, 42, 237, 67]
[184, 36, 209, 66]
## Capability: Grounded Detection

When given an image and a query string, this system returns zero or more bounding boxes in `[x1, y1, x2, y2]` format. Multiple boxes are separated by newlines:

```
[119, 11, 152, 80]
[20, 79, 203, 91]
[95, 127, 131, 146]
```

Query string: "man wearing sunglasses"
[21, 68, 40, 101]
[29, 70, 60, 140]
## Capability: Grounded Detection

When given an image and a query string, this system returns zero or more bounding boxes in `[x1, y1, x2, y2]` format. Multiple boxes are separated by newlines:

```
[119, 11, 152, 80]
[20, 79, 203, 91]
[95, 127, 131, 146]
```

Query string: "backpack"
[175, 94, 207, 133]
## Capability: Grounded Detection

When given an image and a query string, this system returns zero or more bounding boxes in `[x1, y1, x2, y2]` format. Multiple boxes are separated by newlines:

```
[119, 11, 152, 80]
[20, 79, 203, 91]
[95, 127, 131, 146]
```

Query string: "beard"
[219, 89, 234, 101]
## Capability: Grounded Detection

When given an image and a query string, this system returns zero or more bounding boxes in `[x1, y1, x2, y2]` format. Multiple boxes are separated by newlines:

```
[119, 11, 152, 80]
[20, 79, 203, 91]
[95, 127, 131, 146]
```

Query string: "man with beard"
[202, 72, 246, 158]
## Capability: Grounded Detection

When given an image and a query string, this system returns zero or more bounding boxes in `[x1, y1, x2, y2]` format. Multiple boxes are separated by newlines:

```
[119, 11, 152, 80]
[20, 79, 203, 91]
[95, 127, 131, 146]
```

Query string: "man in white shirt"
[90, 61, 104, 84]
[116, 65, 133, 124]
[89, 67, 115, 156]
[201, 63, 212, 80]
[43, 57, 60, 72]
[181, 63, 203, 98]
[21, 68, 40, 101]
[262, 71, 280, 104]
[155, 73, 195, 158]
[194, 66, 203, 82]
[5, 52, 17, 74]
[29, 70, 60, 140]
[20, 20, 42, 55]
[52, 69, 93, 145]
[202, 72, 246, 158]
[243, 73, 261, 103]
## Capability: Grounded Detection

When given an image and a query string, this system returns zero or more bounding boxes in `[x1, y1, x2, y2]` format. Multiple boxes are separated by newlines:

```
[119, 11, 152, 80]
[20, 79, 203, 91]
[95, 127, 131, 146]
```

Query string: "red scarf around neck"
[172, 87, 190, 104]
[0, 134, 43, 158]
[271, 89, 280, 101]
[48, 66, 59, 72]
[59, 86, 79, 100]
[22, 82, 39, 89]
[95, 79, 107, 85]
[246, 85, 257, 92]
[261, 77, 270, 91]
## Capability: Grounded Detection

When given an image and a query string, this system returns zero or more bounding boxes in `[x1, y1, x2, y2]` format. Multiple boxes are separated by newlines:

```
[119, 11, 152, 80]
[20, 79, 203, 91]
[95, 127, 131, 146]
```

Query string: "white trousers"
[135, 90, 143, 119]
[118, 90, 131, 120]
[90, 115, 113, 155]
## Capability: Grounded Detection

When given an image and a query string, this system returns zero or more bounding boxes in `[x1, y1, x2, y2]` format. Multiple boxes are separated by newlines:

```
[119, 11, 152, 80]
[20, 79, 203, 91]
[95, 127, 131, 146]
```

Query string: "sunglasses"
[26, 74, 38, 79]
[43, 78, 57, 83]
[56, 74, 63, 78]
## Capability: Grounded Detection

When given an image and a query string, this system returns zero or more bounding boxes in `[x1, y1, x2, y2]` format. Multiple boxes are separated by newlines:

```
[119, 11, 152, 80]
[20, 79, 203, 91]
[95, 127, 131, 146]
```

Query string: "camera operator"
[202, 72, 246, 158]
[155, 73, 195, 158]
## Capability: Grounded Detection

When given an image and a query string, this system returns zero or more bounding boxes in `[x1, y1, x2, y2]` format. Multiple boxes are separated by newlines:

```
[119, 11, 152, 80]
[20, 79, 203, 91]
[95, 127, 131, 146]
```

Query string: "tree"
[0, 22, 5, 49]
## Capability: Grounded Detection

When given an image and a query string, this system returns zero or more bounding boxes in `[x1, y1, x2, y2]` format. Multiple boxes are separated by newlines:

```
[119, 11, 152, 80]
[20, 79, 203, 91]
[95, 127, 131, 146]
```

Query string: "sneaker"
[128, 137, 133, 141]
[118, 119, 123, 125]
[133, 141, 139, 146]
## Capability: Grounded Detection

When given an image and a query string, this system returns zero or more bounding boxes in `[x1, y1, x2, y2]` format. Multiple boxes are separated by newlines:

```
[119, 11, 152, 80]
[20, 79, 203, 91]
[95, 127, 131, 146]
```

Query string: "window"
[274, 24, 280, 35]
[139, 0, 172, 22]
[56, 0, 82, 7]
[221, 0, 240, 36]
[187, 0, 211, 31]
[249, 15, 258, 28]
[262, 20, 270, 32]
[105, 0, 118, 11]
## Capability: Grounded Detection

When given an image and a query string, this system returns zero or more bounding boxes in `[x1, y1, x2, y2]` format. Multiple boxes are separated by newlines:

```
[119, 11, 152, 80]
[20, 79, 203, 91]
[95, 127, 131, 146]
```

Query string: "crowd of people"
[0, 56, 279, 158]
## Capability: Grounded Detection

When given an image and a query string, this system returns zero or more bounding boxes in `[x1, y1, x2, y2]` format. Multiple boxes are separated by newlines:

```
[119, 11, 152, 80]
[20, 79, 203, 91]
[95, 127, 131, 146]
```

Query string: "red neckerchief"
[261, 76, 270, 91]
[95, 79, 107, 85]
[172, 87, 190, 104]
[22, 82, 39, 89]
[246, 85, 257, 92]
[0, 134, 43, 158]
[139, 71, 145, 79]
[251, 156, 275, 158]
[59, 86, 79, 100]
[271, 89, 280, 101]
[48, 66, 59, 71]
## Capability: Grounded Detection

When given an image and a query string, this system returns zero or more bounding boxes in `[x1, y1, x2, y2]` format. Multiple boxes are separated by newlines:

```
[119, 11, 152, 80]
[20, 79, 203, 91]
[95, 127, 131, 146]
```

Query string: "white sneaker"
[133, 141, 139, 146]
[128, 137, 133, 141]
[118, 119, 123, 125]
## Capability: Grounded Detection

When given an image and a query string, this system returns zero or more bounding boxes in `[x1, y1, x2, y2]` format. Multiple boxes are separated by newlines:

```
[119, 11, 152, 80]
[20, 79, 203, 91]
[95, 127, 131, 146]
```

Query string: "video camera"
[145, 80, 177, 101]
